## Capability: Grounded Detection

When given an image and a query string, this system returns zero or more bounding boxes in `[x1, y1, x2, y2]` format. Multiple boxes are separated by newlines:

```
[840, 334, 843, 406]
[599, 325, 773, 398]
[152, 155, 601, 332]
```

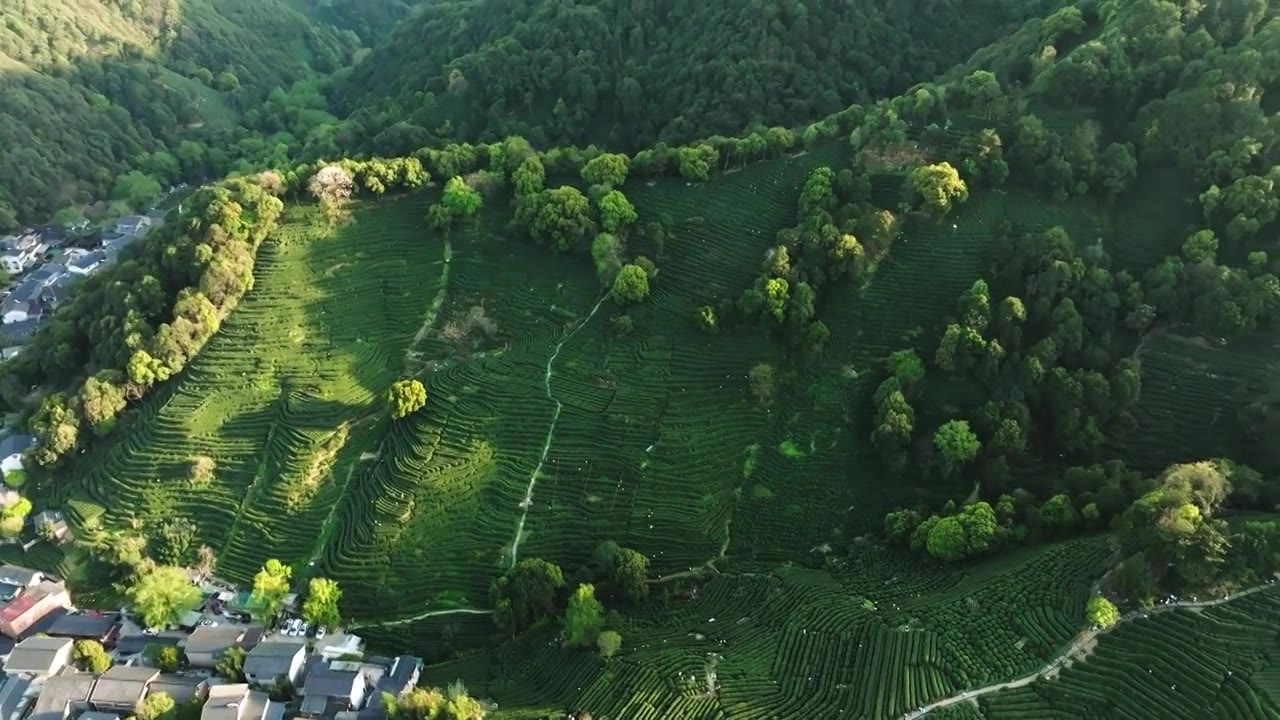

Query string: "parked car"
[143, 627, 159, 636]
[315, 627, 326, 640]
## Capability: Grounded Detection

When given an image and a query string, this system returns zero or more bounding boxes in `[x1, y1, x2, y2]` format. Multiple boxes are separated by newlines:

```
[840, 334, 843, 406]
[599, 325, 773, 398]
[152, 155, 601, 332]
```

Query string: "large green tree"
[302, 577, 343, 630]
[127, 566, 201, 629]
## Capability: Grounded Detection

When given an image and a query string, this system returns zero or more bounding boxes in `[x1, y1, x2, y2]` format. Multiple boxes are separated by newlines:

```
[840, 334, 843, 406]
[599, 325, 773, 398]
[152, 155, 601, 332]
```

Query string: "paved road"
[902, 582, 1278, 719]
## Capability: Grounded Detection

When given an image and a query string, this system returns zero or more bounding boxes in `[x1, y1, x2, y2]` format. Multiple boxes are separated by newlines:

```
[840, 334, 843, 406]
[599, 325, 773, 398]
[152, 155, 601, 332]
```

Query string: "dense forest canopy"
[0, 0, 412, 226]
[335, 0, 1068, 153]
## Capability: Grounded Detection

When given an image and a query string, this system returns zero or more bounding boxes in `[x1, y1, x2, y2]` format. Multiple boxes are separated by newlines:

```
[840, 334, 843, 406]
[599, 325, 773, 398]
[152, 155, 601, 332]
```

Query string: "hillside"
[3, 0, 1280, 718]
[335, 0, 1067, 152]
[0, 0, 409, 226]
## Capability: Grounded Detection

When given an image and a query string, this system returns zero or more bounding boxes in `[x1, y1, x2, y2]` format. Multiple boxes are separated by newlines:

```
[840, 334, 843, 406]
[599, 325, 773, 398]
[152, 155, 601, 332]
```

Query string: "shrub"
[597, 630, 622, 659]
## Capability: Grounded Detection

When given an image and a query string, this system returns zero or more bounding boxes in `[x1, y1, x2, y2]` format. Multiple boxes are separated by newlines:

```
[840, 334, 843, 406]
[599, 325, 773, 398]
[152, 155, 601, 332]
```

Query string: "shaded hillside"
[335, 0, 1067, 153]
[0, 0, 405, 226]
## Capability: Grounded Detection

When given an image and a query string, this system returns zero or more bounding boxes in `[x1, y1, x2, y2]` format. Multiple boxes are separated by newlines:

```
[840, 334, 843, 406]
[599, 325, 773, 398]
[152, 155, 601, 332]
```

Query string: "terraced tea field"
[412, 537, 1113, 718]
[1106, 330, 1280, 475]
[67, 195, 448, 580]
[979, 585, 1280, 719]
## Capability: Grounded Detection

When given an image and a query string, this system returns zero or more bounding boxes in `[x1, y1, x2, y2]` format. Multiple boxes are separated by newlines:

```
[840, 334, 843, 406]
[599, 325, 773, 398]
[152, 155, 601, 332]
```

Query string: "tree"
[1085, 596, 1120, 628]
[492, 558, 564, 633]
[29, 393, 81, 468]
[598, 190, 638, 233]
[74, 640, 112, 672]
[925, 517, 969, 561]
[249, 559, 293, 620]
[563, 584, 605, 647]
[156, 645, 181, 673]
[597, 630, 622, 659]
[908, 163, 969, 216]
[79, 372, 128, 436]
[582, 154, 629, 187]
[216, 646, 246, 682]
[934, 420, 980, 473]
[433, 176, 482, 228]
[137, 692, 175, 720]
[127, 566, 200, 629]
[599, 544, 648, 603]
[112, 171, 163, 211]
[386, 379, 428, 419]
[302, 577, 342, 630]
[309, 165, 355, 225]
[1182, 229, 1219, 264]
[532, 186, 593, 251]
[884, 509, 922, 544]
[748, 363, 777, 406]
[611, 264, 650, 304]
[887, 350, 925, 392]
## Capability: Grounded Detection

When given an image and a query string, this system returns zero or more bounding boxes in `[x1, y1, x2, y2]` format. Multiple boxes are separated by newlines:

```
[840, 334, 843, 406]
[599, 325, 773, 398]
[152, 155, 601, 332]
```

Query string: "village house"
[183, 626, 263, 669]
[31, 510, 72, 545]
[114, 216, 152, 238]
[201, 684, 272, 720]
[3, 637, 73, 677]
[64, 250, 105, 277]
[45, 612, 118, 644]
[28, 671, 95, 720]
[0, 232, 46, 276]
[0, 674, 33, 720]
[0, 437, 35, 477]
[298, 659, 380, 718]
[0, 580, 72, 639]
[243, 639, 308, 686]
[88, 666, 157, 715]
[148, 675, 209, 706]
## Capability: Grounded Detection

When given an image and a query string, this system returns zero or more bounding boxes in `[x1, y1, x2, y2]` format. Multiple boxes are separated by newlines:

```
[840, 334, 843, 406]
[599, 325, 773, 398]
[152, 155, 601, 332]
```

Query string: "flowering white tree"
[308, 164, 354, 224]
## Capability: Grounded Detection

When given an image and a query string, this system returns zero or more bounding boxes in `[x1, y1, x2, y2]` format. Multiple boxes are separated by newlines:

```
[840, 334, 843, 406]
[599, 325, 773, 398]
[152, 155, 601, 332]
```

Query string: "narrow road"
[405, 237, 453, 363]
[350, 606, 491, 630]
[903, 582, 1278, 718]
[506, 294, 609, 569]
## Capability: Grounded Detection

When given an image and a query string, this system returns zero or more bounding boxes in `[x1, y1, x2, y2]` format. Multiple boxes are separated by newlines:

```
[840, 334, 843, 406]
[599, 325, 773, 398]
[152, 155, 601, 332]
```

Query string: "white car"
[143, 627, 159, 636]
[316, 627, 326, 640]
[299, 622, 310, 637]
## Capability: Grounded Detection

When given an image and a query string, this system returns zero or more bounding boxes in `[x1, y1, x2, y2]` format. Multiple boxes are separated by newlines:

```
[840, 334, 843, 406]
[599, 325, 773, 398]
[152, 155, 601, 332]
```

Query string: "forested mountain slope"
[0, 0, 408, 226]
[335, 0, 1067, 153]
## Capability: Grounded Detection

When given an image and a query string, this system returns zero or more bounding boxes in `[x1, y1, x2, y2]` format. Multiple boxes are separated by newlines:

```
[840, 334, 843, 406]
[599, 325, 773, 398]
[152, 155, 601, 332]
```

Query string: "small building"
[65, 251, 105, 277]
[299, 659, 377, 718]
[0, 581, 72, 639]
[3, 636, 73, 677]
[0, 439, 34, 476]
[26, 264, 67, 288]
[28, 671, 95, 720]
[201, 684, 270, 720]
[0, 674, 33, 720]
[183, 626, 262, 669]
[114, 635, 180, 658]
[39, 276, 74, 310]
[0, 232, 46, 276]
[364, 656, 421, 720]
[32, 510, 71, 545]
[114, 217, 152, 238]
[88, 665, 158, 714]
[0, 317, 41, 347]
[45, 612, 119, 645]
[243, 639, 307, 687]
[1, 282, 44, 325]
[0, 565, 41, 590]
[149, 674, 209, 706]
